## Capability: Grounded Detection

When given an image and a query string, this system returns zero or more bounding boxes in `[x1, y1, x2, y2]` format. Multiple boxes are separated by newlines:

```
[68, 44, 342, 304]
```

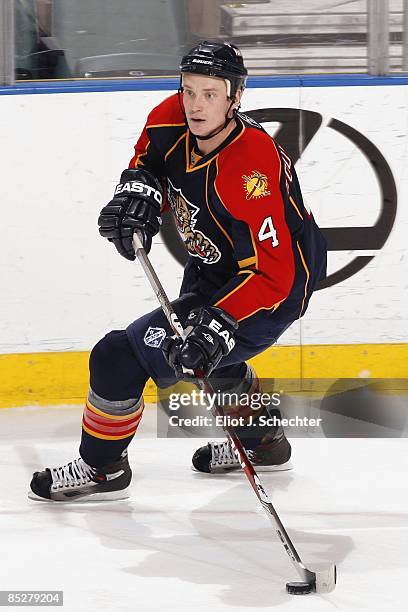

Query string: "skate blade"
[252, 459, 293, 472]
[27, 487, 131, 503]
[192, 459, 294, 474]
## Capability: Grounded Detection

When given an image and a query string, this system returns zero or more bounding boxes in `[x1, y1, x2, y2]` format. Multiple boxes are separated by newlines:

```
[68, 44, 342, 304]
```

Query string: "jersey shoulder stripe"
[220, 117, 280, 164]
[145, 92, 186, 128]
[237, 112, 266, 133]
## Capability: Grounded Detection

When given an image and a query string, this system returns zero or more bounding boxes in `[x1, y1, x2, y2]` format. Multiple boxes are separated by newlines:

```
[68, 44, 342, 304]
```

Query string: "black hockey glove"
[162, 306, 238, 378]
[98, 168, 163, 259]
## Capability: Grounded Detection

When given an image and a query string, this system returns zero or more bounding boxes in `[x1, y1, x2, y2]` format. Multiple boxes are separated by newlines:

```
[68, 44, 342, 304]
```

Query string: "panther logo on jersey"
[167, 179, 221, 264]
[242, 170, 271, 200]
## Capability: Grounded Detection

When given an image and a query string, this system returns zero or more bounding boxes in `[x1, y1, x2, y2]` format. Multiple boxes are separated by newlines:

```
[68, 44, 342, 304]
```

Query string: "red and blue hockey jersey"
[129, 93, 327, 324]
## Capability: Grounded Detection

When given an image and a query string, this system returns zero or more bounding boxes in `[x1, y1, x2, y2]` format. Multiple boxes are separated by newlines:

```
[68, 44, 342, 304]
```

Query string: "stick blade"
[314, 564, 337, 593]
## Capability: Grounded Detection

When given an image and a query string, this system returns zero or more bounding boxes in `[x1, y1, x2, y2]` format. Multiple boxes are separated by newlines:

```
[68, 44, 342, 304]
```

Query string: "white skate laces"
[209, 440, 254, 469]
[50, 458, 95, 491]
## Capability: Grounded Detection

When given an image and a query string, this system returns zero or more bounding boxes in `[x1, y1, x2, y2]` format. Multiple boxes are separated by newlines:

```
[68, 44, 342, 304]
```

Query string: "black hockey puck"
[286, 581, 314, 595]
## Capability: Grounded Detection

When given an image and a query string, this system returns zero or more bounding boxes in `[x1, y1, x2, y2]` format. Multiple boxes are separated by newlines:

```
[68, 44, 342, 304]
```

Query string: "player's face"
[182, 74, 238, 138]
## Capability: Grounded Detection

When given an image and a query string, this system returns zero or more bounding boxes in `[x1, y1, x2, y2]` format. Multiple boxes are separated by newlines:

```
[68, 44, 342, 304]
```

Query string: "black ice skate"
[28, 451, 132, 502]
[192, 411, 292, 474]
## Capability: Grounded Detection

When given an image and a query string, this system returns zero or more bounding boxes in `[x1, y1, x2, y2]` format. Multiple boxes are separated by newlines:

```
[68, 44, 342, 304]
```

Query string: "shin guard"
[80, 388, 144, 467]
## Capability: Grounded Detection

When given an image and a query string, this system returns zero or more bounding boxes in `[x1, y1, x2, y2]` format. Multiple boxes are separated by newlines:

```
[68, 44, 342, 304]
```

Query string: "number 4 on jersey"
[258, 216, 279, 247]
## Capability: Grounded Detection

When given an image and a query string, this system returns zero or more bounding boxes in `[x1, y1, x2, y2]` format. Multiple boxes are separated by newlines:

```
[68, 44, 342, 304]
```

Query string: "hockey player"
[29, 41, 327, 502]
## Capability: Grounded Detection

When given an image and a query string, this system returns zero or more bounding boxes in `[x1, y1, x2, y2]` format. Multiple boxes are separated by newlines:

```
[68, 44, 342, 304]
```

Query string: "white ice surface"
[0, 404, 407, 612]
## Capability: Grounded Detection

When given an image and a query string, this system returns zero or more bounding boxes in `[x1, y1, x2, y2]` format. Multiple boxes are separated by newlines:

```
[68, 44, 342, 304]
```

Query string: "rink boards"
[0, 75, 407, 406]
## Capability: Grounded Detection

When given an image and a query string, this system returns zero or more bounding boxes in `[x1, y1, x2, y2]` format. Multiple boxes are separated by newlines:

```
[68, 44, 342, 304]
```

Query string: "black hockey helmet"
[180, 40, 248, 100]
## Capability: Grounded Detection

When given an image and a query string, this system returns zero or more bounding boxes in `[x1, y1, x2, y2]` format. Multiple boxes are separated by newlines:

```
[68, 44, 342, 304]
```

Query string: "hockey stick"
[132, 233, 336, 594]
